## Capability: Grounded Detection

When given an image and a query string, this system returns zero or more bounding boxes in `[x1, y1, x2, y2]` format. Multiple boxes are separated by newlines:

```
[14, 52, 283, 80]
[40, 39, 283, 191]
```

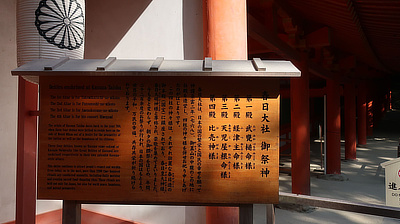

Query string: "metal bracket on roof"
[252, 58, 266, 71]
[150, 57, 164, 71]
[44, 57, 69, 71]
[203, 57, 212, 71]
[96, 57, 117, 71]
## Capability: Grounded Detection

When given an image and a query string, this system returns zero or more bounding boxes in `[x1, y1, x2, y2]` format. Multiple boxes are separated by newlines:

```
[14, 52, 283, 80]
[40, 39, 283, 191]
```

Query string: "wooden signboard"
[382, 158, 400, 207]
[38, 75, 280, 204]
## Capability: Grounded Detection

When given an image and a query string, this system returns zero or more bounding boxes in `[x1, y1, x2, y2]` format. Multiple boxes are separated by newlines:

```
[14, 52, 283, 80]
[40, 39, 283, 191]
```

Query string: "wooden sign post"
[13, 58, 300, 222]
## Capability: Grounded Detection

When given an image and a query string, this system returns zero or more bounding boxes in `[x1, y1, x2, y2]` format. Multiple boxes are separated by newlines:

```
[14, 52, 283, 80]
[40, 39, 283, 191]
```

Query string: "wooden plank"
[37, 76, 280, 205]
[305, 27, 331, 48]
[12, 59, 301, 79]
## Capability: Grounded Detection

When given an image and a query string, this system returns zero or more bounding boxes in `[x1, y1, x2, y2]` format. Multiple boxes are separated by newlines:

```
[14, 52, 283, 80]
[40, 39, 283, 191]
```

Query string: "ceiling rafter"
[248, 13, 300, 62]
[346, 0, 388, 73]
[305, 27, 331, 48]
[248, 13, 338, 81]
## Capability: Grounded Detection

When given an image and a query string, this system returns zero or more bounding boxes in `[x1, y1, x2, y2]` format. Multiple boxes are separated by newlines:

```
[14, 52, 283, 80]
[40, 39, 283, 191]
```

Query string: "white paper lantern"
[17, 0, 85, 66]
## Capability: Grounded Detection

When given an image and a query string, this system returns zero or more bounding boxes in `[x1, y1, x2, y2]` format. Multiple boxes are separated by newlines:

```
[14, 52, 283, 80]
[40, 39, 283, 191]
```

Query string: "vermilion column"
[203, 0, 247, 60]
[367, 100, 374, 136]
[357, 82, 367, 145]
[326, 80, 341, 174]
[16, 77, 38, 224]
[344, 83, 357, 160]
[203, 0, 247, 223]
[290, 57, 310, 195]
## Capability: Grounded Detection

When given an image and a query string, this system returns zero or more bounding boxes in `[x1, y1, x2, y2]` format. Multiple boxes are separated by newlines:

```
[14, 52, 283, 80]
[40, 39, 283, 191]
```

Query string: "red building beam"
[357, 82, 367, 145]
[305, 27, 331, 48]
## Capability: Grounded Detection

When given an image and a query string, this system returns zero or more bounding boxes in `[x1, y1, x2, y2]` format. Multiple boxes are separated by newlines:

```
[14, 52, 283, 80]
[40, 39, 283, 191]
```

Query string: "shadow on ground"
[277, 110, 400, 224]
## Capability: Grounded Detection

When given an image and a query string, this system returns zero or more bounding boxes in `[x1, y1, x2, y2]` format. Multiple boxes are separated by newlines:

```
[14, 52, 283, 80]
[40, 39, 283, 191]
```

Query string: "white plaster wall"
[185, 206, 206, 224]
[83, 0, 205, 223]
[182, 0, 204, 60]
[36, 200, 62, 215]
[108, 0, 184, 59]
[0, 0, 205, 222]
[83, 205, 186, 224]
[0, 0, 18, 222]
[107, 0, 203, 60]
[0, 0, 64, 221]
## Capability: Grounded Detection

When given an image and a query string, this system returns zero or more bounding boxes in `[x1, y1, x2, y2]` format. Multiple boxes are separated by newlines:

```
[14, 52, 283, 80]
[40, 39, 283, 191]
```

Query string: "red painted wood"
[281, 87, 327, 98]
[305, 27, 331, 48]
[367, 100, 374, 136]
[290, 58, 310, 195]
[206, 207, 239, 224]
[82, 210, 138, 224]
[344, 83, 357, 160]
[326, 80, 341, 174]
[203, 0, 247, 223]
[6, 209, 140, 224]
[16, 77, 38, 224]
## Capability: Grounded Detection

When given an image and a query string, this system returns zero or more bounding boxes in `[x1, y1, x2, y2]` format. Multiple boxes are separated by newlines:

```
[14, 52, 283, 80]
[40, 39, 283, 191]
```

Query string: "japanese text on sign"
[38, 76, 280, 204]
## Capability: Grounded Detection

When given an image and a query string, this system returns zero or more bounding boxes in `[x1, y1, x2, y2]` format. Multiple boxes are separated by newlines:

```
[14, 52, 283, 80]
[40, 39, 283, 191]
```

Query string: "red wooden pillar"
[386, 88, 391, 111]
[290, 57, 310, 195]
[357, 82, 367, 145]
[203, 0, 247, 223]
[203, 0, 247, 60]
[326, 80, 341, 174]
[344, 83, 357, 160]
[16, 77, 38, 224]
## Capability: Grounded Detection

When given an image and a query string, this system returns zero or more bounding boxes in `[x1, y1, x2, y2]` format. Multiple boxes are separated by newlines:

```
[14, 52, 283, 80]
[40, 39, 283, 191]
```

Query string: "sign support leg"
[239, 204, 253, 224]
[266, 204, 275, 224]
[239, 204, 275, 224]
[62, 200, 81, 224]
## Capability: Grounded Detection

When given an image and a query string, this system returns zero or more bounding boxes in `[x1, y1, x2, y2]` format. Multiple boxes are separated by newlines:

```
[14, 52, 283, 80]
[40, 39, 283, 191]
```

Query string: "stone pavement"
[275, 110, 400, 224]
